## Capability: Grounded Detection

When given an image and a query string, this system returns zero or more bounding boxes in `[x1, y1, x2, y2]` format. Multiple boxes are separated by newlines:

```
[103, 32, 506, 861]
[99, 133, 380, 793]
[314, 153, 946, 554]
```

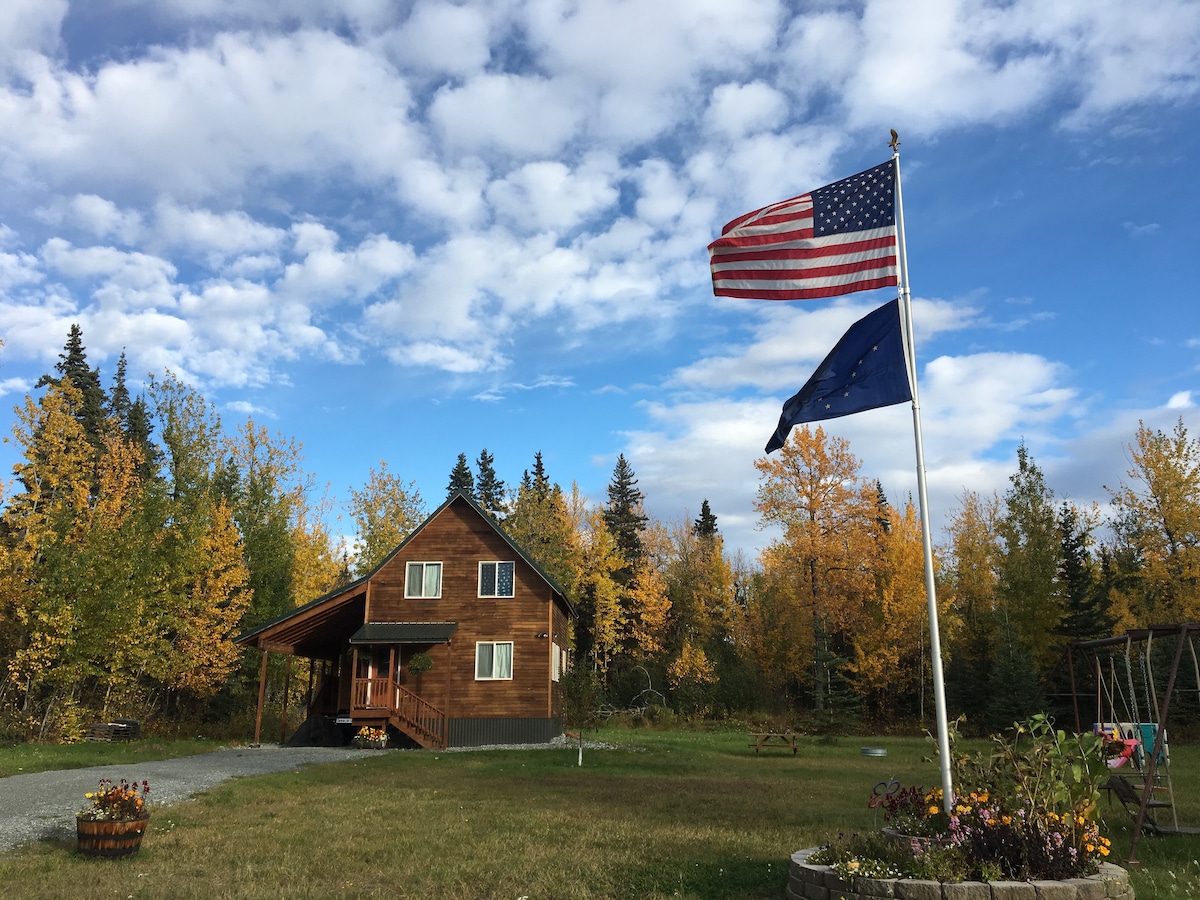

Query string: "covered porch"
[346, 622, 457, 749]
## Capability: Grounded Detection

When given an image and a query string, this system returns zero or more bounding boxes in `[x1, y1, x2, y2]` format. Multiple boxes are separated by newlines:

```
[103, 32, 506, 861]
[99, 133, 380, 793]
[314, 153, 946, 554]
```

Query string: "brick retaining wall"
[787, 848, 1133, 900]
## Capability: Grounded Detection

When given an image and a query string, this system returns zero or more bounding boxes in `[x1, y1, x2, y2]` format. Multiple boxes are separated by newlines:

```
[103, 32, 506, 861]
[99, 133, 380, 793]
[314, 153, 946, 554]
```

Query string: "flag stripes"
[708, 161, 898, 301]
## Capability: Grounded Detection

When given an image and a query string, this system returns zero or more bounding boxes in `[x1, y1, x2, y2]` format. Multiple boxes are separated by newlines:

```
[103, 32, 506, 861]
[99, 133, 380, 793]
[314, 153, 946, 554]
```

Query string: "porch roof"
[350, 621, 459, 645]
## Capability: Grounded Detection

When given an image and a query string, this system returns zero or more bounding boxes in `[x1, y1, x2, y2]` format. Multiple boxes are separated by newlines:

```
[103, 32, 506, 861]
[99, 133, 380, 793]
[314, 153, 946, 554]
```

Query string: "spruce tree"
[38, 324, 108, 446]
[692, 498, 718, 538]
[1054, 501, 1111, 644]
[475, 448, 506, 519]
[446, 453, 475, 498]
[603, 454, 648, 577]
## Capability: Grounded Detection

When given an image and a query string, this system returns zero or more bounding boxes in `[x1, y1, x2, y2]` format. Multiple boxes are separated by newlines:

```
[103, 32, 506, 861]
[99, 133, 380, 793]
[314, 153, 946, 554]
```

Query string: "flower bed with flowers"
[807, 715, 1122, 889]
[78, 778, 151, 821]
[352, 726, 388, 749]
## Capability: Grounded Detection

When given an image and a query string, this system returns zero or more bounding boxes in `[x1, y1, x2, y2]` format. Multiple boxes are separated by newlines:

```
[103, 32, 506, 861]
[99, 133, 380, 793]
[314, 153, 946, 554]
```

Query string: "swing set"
[1068, 623, 1200, 864]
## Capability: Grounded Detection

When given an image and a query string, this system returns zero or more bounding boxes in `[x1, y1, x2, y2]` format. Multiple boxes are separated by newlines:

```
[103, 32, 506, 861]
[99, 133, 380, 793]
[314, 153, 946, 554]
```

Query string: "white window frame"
[405, 561, 442, 598]
[551, 641, 561, 682]
[475, 641, 513, 681]
[478, 561, 515, 598]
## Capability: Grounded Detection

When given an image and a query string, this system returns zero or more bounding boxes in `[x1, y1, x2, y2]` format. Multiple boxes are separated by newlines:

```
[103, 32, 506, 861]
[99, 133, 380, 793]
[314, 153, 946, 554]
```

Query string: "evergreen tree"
[985, 615, 1046, 731]
[1054, 501, 1112, 644]
[692, 499, 718, 538]
[105, 351, 160, 481]
[996, 443, 1062, 672]
[37, 324, 108, 447]
[475, 448, 507, 519]
[109, 352, 132, 427]
[603, 454, 647, 579]
[446, 453, 475, 498]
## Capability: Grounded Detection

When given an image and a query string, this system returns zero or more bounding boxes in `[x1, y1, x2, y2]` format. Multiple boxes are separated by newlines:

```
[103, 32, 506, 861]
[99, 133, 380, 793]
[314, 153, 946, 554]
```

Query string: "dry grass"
[1, 728, 1198, 898]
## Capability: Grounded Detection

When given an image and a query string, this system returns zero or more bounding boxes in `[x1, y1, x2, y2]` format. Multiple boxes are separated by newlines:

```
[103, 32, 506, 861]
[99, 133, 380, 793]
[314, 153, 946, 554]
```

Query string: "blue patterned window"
[479, 561, 515, 598]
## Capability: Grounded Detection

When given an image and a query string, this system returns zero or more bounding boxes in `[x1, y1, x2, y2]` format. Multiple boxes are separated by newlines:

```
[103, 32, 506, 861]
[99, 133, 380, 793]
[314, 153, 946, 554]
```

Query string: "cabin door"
[355, 646, 393, 707]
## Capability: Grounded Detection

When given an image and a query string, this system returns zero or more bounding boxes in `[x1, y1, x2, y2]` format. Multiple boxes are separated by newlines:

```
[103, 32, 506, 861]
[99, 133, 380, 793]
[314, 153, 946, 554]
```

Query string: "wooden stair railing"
[389, 683, 447, 750]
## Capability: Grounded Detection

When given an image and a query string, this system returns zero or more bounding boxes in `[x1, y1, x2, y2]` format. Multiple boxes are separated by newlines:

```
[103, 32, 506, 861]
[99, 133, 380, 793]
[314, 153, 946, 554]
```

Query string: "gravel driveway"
[0, 745, 380, 853]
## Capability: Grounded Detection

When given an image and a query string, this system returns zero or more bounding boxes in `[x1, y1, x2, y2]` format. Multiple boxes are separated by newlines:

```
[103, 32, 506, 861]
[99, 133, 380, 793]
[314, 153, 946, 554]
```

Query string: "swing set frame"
[1068, 622, 1200, 866]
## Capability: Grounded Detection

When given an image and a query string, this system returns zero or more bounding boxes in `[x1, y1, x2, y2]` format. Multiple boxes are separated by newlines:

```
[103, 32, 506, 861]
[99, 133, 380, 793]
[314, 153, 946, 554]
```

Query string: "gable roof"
[236, 489, 574, 650]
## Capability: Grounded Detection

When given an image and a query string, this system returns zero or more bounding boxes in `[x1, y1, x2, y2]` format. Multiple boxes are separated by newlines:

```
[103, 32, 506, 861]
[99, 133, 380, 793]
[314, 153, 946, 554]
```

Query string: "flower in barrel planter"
[80, 778, 150, 821]
[353, 725, 388, 749]
[77, 778, 151, 858]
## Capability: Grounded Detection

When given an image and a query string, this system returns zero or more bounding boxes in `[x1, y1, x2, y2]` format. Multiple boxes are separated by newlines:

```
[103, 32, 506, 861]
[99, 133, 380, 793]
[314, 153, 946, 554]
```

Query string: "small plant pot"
[77, 815, 150, 858]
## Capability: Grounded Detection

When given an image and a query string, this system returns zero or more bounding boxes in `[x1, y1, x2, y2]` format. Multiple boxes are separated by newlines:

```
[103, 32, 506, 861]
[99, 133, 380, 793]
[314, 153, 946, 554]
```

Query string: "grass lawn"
[2, 728, 1200, 898]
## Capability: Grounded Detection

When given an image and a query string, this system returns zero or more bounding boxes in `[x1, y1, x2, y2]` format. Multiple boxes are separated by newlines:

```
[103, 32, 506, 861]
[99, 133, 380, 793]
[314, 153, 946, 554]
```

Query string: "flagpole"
[891, 132, 954, 813]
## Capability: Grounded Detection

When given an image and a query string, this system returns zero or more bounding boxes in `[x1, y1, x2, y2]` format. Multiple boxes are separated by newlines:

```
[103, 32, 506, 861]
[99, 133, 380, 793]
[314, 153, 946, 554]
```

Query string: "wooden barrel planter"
[76, 815, 150, 858]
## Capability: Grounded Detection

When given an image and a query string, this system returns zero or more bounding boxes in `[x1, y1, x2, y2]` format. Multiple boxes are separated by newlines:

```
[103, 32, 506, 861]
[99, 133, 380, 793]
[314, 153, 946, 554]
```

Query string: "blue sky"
[1, 0, 1198, 559]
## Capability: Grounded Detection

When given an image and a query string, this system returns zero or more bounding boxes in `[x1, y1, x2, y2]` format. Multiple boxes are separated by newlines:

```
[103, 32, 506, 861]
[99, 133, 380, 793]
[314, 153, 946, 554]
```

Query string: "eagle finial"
[889, 129, 900, 152]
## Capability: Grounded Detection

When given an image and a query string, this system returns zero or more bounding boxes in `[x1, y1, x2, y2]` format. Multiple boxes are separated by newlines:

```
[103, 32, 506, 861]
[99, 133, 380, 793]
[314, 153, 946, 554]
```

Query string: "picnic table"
[749, 732, 797, 754]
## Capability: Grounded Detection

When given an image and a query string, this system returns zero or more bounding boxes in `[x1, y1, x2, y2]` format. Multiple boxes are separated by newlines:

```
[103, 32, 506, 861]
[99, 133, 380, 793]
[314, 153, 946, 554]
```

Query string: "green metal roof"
[349, 622, 458, 644]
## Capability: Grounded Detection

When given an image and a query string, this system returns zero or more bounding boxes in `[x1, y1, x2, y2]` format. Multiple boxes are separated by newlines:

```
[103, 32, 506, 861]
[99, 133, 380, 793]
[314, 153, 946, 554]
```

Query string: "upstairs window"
[478, 561, 515, 598]
[405, 562, 442, 598]
[475, 641, 513, 680]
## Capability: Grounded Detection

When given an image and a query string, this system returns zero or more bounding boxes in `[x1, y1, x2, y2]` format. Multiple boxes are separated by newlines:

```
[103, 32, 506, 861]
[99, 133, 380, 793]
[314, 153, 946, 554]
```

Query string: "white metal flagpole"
[891, 131, 954, 812]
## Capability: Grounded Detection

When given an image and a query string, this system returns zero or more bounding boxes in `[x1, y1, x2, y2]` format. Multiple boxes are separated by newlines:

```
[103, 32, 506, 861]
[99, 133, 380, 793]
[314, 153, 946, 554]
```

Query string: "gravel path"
[0, 745, 381, 853]
[0, 737, 621, 854]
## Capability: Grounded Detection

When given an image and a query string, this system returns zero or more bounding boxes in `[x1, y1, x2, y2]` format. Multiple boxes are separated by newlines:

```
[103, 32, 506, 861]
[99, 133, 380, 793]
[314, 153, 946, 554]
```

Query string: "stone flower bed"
[788, 848, 1133, 899]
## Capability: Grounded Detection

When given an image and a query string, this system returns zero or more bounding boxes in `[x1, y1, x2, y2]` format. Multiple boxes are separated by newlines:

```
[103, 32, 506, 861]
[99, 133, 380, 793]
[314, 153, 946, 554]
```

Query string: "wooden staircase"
[388, 683, 447, 749]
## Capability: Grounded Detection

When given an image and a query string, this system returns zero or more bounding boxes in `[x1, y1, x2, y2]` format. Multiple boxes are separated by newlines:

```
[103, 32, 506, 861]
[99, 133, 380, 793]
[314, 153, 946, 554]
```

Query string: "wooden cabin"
[236, 490, 575, 749]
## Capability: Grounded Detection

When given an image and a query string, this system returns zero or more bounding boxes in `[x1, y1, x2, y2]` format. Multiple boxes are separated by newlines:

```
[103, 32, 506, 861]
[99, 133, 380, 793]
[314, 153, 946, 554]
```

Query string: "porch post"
[388, 646, 397, 714]
[279, 655, 293, 744]
[253, 646, 269, 747]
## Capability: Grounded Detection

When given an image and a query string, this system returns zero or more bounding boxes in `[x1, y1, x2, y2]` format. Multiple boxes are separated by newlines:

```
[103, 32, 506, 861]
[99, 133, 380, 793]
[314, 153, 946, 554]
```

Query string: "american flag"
[708, 161, 898, 301]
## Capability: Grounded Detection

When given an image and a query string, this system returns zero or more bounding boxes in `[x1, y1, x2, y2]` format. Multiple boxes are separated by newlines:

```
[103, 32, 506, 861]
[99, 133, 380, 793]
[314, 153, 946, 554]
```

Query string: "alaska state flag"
[765, 299, 913, 453]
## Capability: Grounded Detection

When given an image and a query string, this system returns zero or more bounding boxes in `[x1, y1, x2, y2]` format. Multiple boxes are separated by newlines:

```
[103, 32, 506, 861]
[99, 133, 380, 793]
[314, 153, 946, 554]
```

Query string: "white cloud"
[279, 224, 417, 305]
[0, 0, 65, 70]
[1166, 391, 1193, 409]
[35, 194, 144, 244]
[705, 81, 788, 138]
[40, 239, 179, 312]
[383, 0, 494, 76]
[153, 200, 286, 263]
[429, 73, 585, 158]
[487, 157, 619, 233]
[0, 30, 422, 202]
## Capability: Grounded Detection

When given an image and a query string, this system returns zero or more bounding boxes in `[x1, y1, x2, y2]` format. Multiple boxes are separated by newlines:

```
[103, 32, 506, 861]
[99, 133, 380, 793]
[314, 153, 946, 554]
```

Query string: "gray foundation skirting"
[787, 848, 1133, 900]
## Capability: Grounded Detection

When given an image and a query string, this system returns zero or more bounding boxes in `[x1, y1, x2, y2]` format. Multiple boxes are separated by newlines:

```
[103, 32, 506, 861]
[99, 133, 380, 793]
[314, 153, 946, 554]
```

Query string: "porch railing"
[351, 677, 391, 709]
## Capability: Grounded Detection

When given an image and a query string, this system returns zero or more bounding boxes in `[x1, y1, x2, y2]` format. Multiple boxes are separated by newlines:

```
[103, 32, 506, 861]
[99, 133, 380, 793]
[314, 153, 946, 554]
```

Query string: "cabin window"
[405, 562, 442, 598]
[478, 561, 515, 598]
[551, 641, 561, 682]
[475, 641, 513, 680]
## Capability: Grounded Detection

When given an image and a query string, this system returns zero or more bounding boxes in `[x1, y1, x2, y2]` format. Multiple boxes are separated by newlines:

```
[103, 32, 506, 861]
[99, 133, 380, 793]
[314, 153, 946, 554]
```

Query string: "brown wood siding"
[367, 500, 556, 720]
